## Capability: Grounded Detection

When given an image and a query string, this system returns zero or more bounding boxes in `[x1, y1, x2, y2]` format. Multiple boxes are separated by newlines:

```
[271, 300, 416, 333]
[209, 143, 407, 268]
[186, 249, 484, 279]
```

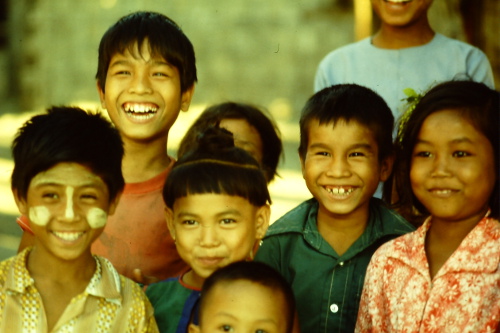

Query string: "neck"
[121, 137, 171, 183]
[427, 210, 487, 246]
[182, 270, 204, 289]
[372, 20, 434, 49]
[27, 246, 96, 283]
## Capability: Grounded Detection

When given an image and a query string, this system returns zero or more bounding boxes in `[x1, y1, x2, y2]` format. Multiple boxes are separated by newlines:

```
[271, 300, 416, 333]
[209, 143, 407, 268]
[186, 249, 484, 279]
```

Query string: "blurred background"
[0, 0, 498, 260]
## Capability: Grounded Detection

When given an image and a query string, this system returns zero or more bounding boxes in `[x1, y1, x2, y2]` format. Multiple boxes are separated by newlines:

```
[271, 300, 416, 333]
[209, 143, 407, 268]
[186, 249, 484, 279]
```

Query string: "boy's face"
[98, 41, 194, 144]
[190, 280, 288, 333]
[410, 109, 495, 225]
[371, 0, 433, 28]
[301, 119, 392, 222]
[166, 194, 269, 288]
[14, 162, 118, 262]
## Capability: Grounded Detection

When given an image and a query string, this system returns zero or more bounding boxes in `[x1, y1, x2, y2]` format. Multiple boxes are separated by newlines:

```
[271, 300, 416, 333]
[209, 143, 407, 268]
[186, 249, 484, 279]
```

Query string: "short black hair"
[11, 106, 124, 201]
[391, 80, 499, 223]
[299, 84, 394, 161]
[199, 261, 296, 333]
[177, 102, 283, 183]
[96, 11, 197, 93]
[163, 127, 270, 209]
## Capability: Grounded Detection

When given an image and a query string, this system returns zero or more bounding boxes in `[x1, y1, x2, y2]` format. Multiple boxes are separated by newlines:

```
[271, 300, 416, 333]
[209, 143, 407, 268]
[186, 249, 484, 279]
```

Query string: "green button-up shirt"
[255, 198, 414, 333]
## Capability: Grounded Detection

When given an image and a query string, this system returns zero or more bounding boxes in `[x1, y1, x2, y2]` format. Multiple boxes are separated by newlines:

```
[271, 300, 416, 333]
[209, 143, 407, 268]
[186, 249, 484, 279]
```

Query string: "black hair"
[11, 106, 124, 201]
[177, 102, 283, 183]
[299, 84, 394, 161]
[199, 261, 295, 333]
[163, 127, 271, 209]
[96, 11, 197, 93]
[390, 80, 499, 223]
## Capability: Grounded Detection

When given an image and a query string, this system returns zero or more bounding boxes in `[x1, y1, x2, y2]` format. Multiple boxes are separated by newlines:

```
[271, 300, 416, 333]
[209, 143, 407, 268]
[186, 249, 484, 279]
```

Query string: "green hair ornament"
[397, 87, 424, 144]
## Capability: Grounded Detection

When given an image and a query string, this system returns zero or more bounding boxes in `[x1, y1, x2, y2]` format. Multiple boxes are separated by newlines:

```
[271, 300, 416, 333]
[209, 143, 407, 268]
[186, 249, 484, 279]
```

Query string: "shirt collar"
[5, 248, 35, 293]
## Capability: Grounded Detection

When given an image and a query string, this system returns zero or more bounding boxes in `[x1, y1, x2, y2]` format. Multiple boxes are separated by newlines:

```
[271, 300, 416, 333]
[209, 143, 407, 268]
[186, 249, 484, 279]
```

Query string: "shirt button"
[339, 262, 344, 266]
[330, 304, 339, 313]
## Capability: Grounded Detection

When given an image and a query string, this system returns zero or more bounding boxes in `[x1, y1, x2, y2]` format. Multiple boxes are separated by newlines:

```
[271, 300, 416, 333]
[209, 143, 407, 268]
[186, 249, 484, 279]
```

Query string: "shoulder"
[264, 198, 317, 237]
[370, 199, 416, 234]
[431, 33, 487, 56]
[319, 38, 371, 65]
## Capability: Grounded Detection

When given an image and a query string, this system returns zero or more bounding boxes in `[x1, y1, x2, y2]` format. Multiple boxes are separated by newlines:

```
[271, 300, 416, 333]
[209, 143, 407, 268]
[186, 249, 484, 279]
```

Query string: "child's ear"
[299, 153, 306, 180]
[164, 207, 176, 241]
[108, 192, 122, 216]
[255, 204, 271, 240]
[12, 189, 28, 215]
[180, 84, 195, 112]
[96, 81, 106, 109]
[188, 323, 200, 333]
[379, 154, 395, 182]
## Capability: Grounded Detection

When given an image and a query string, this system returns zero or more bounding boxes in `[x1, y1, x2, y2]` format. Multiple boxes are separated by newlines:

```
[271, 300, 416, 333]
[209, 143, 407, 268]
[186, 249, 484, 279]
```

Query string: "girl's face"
[410, 109, 496, 225]
[219, 118, 264, 166]
[166, 193, 269, 288]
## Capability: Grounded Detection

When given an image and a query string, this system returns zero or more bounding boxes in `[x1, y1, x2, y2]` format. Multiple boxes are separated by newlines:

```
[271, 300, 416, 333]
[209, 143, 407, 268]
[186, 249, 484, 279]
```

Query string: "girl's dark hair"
[177, 102, 283, 183]
[11, 106, 124, 201]
[163, 127, 270, 208]
[199, 261, 296, 333]
[389, 80, 499, 224]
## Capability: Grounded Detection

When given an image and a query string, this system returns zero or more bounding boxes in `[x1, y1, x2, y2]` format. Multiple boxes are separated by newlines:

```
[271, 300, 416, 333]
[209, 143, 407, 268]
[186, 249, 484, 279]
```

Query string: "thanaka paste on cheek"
[29, 206, 50, 226]
[87, 207, 108, 228]
[65, 186, 75, 219]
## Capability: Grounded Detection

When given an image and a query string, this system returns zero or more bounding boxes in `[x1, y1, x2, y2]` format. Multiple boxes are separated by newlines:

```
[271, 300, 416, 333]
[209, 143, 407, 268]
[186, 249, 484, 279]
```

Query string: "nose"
[57, 187, 81, 223]
[129, 71, 153, 94]
[199, 225, 220, 247]
[430, 154, 452, 177]
[325, 156, 351, 178]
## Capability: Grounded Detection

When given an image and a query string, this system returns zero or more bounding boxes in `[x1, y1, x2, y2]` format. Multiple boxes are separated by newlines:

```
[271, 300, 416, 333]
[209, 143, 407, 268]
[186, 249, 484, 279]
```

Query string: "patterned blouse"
[355, 214, 500, 333]
[0, 248, 158, 332]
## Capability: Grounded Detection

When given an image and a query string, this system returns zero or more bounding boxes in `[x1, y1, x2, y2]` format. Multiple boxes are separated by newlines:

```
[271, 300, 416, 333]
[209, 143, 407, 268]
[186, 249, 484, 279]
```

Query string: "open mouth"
[325, 186, 355, 196]
[52, 231, 85, 242]
[123, 102, 159, 120]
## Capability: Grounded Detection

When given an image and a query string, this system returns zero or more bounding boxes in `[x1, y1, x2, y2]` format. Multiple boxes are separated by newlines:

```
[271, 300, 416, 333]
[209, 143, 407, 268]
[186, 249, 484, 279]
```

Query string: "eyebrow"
[109, 59, 173, 68]
[309, 142, 374, 151]
[416, 137, 474, 145]
[214, 312, 278, 325]
[176, 209, 243, 219]
[32, 180, 103, 189]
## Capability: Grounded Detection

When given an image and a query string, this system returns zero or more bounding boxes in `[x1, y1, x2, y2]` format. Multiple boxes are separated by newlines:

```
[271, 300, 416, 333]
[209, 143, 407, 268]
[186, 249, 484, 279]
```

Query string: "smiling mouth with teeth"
[52, 231, 84, 242]
[384, 0, 412, 3]
[123, 103, 159, 119]
[326, 187, 355, 195]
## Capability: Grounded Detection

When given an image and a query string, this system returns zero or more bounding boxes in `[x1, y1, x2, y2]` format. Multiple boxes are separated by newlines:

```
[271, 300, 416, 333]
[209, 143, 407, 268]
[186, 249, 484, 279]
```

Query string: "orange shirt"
[91, 165, 187, 280]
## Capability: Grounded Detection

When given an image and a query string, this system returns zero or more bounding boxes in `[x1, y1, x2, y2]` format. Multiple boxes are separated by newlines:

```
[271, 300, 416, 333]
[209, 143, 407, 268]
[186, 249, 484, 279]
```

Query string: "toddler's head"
[190, 261, 295, 333]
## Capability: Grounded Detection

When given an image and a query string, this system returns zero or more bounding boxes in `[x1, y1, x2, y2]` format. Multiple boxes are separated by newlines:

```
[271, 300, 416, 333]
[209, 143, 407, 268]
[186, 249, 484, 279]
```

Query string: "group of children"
[0, 3, 498, 333]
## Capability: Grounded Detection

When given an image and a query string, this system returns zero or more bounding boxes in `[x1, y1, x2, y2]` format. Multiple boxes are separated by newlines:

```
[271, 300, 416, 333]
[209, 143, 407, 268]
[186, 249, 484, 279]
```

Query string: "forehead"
[307, 118, 378, 145]
[173, 193, 254, 214]
[418, 109, 486, 142]
[30, 162, 106, 188]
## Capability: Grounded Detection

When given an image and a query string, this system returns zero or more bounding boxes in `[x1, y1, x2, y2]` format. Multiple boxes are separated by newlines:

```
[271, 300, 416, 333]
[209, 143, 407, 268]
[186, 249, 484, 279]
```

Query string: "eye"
[80, 193, 98, 201]
[114, 70, 131, 76]
[315, 151, 330, 157]
[220, 325, 234, 332]
[220, 218, 236, 225]
[153, 72, 169, 77]
[349, 152, 365, 157]
[452, 151, 470, 158]
[255, 330, 268, 333]
[42, 192, 59, 200]
[414, 151, 431, 158]
[181, 219, 198, 226]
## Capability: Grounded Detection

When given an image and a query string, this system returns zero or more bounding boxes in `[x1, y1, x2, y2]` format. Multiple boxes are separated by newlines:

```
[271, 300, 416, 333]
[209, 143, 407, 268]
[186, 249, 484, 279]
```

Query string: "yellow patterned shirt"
[0, 248, 159, 332]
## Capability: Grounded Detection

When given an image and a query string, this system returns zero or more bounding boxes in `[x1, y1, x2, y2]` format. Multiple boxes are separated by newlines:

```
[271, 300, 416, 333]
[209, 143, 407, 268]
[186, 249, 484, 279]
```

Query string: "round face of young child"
[195, 280, 289, 333]
[410, 109, 496, 225]
[14, 162, 118, 262]
[219, 118, 264, 166]
[371, 0, 433, 28]
[166, 193, 269, 288]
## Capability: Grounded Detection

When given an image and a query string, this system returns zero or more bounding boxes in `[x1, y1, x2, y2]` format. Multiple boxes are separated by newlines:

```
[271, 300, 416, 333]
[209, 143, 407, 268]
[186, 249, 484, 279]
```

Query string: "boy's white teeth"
[327, 187, 354, 195]
[53, 231, 84, 241]
[434, 189, 452, 195]
[123, 104, 158, 113]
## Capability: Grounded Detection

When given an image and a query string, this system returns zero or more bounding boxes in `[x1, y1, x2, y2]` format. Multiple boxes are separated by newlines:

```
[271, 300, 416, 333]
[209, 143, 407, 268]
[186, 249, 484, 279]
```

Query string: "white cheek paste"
[29, 206, 50, 226]
[65, 186, 75, 219]
[87, 207, 108, 228]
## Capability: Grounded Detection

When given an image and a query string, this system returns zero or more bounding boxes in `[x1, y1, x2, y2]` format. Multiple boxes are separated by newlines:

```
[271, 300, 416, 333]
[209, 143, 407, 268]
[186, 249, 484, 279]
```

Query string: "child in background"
[17, 12, 197, 283]
[255, 84, 415, 333]
[356, 80, 499, 332]
[177, 102, 283, 183]
[2, 107, 157, 332]
[146, 127, 270, 333]
[315, 0, 494, 118]
[189, 261, 296, 333]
